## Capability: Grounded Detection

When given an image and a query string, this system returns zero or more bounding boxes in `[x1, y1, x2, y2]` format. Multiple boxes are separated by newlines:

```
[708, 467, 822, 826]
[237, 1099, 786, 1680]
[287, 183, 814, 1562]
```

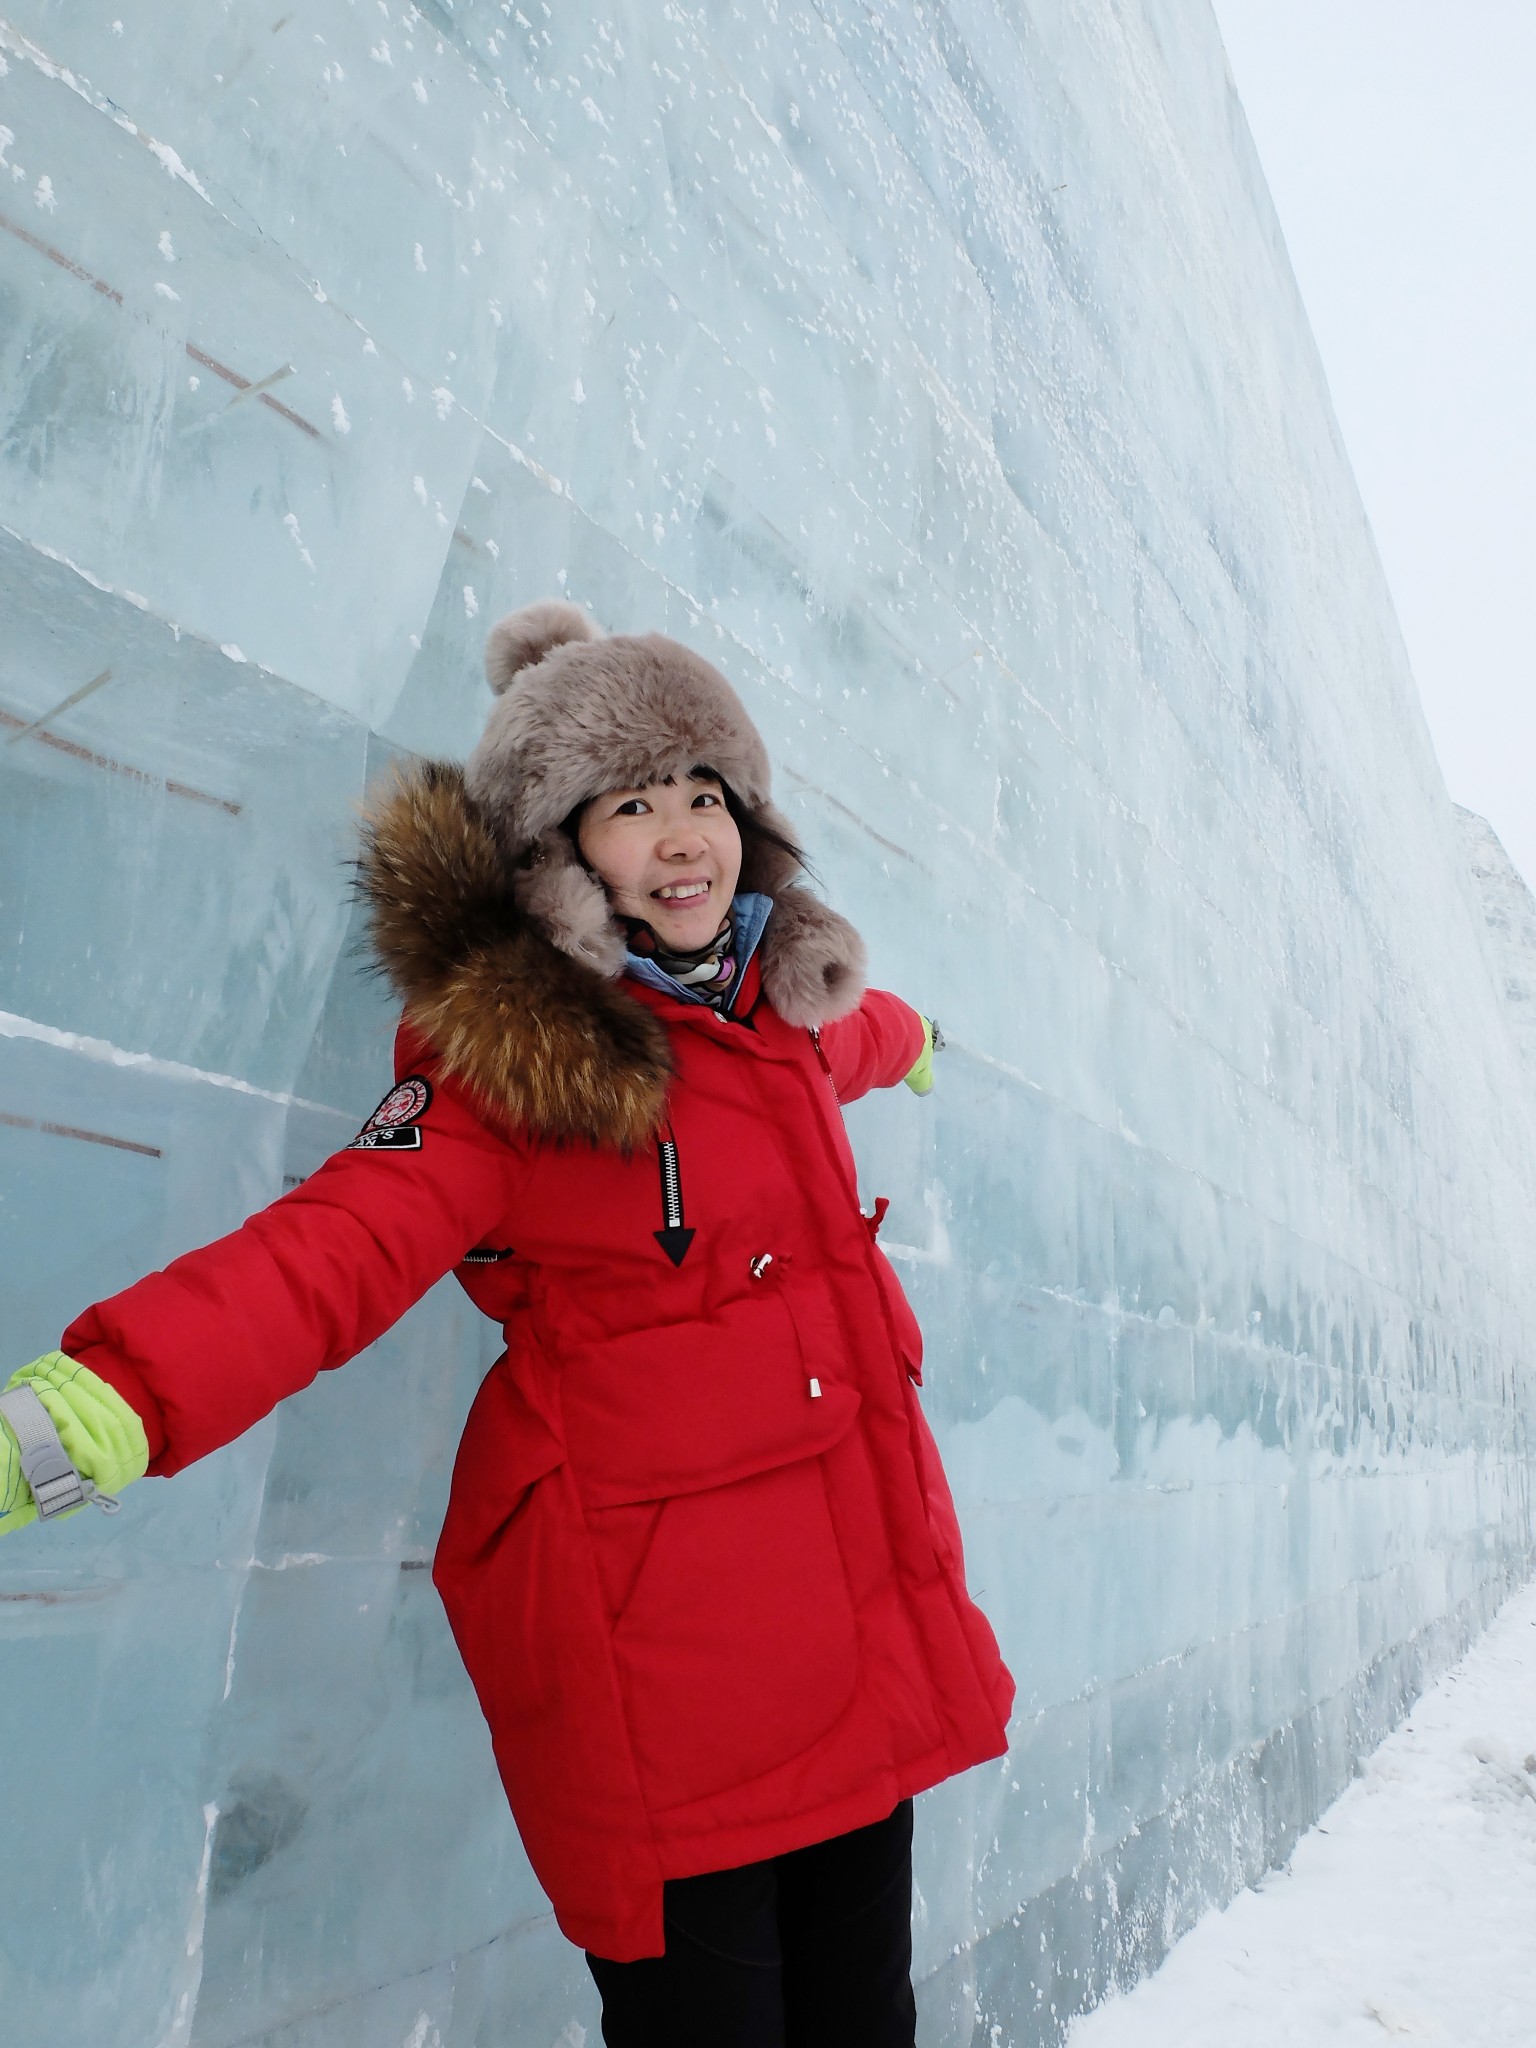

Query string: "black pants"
[585, 1800, 917, 2047]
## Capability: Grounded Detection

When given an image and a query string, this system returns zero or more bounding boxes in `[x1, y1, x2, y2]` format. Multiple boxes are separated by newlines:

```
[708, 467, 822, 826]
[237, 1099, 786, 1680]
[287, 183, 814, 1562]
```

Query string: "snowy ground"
[1069, 1578, 1536, 2047]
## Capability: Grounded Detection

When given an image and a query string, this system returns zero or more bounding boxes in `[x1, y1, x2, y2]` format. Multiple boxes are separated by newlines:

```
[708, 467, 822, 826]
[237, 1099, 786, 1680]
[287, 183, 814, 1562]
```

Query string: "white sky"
[1210, 1, 1536, 893]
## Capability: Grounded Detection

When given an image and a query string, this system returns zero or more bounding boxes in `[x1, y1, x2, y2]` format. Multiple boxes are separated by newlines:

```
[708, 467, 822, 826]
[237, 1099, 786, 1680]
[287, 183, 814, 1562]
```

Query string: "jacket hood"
[357, 761, 867, 1147]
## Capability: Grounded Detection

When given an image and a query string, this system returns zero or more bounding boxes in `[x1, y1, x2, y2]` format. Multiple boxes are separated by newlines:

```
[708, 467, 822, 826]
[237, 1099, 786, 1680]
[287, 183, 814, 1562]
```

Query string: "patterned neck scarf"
[622, 913, 738, 1004]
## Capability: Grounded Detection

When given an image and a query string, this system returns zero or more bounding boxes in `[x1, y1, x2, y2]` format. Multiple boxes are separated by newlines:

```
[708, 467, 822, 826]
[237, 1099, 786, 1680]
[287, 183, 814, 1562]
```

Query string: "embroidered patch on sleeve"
[348, 1076, 432, 1151]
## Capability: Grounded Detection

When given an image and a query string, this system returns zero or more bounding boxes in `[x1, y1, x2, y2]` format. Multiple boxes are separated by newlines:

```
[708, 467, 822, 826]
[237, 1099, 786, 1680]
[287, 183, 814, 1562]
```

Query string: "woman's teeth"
[654, 882, 709, 901]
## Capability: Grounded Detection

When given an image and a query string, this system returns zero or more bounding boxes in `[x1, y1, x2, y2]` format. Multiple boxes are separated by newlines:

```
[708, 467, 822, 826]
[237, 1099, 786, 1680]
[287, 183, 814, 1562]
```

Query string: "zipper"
[653, 1126, 695, 1267]
[659, 1138, 682, 1229]
[659, 1138, 684, 1228]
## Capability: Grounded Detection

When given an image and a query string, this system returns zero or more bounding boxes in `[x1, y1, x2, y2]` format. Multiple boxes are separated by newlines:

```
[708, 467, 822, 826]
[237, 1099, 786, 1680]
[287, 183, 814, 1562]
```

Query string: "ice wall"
[1457, 808, 1536, 1083]
[2, 4, 1534, 2044]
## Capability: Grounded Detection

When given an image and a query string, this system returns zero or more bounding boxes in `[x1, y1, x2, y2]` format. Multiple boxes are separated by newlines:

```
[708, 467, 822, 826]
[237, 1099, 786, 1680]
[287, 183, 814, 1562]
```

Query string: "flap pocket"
[562, 1293, 861, 1509]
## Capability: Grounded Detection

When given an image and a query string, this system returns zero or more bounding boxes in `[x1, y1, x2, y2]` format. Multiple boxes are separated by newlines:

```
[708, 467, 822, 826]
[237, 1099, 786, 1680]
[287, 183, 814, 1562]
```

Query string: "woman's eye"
[615, 799, 649, 817]
[692, 791, 720, 808]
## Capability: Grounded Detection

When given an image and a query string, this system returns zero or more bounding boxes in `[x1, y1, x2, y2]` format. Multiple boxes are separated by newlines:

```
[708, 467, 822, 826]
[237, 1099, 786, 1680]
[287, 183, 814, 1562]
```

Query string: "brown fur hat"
[468, 600, 772, 835]
[462, 601, 864, 1024]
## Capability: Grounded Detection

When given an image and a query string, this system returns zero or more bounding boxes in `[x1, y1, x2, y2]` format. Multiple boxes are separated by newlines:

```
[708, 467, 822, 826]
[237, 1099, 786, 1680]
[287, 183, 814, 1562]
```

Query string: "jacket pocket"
[562, 1294, 863, 1810]
[610, 1455, 860, 1809]
[561, 1292, 860, 1509]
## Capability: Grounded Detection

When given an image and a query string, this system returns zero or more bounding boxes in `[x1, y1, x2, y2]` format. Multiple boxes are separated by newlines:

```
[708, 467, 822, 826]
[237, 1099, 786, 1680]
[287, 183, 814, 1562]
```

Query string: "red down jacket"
[61, 773, 1014, 1962]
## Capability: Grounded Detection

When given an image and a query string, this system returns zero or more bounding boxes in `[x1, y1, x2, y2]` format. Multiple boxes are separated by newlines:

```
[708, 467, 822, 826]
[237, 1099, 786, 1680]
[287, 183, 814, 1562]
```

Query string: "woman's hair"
[717, 776, 811, 884]
[561, 768, 812, 887]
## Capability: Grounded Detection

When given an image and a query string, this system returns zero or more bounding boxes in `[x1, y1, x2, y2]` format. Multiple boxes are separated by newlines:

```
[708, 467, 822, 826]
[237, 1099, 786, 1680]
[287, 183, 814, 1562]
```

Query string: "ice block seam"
[0, 210, 321, 439]
[0, 706, 242, 814]
[0, 1108, 162, 1158]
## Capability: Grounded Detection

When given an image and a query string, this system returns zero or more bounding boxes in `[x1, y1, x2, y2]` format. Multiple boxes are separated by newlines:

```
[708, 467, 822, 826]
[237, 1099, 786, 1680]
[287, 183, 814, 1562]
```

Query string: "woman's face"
[577, 771, 743, 951]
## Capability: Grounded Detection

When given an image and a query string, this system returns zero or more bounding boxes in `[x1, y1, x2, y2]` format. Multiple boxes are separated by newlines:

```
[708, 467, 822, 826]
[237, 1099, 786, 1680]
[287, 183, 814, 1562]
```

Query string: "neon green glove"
[903, 1016, 943, 1096]
[0, 1353, 150, 1536]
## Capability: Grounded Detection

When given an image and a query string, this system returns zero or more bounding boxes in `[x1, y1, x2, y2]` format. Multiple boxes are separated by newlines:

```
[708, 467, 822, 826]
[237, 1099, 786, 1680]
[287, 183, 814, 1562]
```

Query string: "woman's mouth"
[653, 880, 710, 902]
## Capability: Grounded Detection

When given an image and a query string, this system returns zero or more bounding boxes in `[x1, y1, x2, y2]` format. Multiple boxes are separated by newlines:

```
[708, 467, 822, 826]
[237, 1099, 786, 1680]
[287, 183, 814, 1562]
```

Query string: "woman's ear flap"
[513, 832, 628, 976]
[759, 887, 867, 1026]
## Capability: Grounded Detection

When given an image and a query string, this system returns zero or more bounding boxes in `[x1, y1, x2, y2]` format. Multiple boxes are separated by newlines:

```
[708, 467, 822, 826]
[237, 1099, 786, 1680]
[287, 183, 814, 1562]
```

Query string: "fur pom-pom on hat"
[484, 598, 600, 695]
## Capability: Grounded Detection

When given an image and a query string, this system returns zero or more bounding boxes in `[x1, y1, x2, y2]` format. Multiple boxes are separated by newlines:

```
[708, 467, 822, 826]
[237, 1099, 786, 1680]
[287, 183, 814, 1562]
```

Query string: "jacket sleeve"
[816, 989, 928, 1105]
[60, 1036, 517, 1477]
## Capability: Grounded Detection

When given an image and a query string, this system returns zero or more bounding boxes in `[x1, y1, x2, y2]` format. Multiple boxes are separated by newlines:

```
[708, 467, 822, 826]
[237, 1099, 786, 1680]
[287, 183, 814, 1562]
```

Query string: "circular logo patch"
[367, 1077, 430, 1129]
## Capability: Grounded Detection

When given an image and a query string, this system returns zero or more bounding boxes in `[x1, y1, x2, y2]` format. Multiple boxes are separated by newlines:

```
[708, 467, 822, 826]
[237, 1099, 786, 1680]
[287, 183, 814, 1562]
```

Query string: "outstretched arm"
[2, 1032, 517, 1524]
[816, 989, 933, 1104]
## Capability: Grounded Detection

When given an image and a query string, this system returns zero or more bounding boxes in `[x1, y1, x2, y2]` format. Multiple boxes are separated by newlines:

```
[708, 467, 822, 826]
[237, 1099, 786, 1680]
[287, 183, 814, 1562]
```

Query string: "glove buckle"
[0, 1385, 119, 1520]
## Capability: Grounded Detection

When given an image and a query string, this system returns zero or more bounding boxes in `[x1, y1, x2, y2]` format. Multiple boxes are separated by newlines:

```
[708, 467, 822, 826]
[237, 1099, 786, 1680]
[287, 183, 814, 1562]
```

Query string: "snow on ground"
[1069, 1578, 1536, 2047]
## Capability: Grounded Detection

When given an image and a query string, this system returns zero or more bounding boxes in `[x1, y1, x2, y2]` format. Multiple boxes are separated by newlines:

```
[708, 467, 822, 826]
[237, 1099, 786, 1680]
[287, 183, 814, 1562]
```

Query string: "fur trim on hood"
[358, 760, 867, 1148]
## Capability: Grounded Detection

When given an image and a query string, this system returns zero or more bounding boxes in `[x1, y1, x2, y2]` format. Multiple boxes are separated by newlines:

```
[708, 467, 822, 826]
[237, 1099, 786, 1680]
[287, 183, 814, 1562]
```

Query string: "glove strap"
[0, 1385, 120, 1519]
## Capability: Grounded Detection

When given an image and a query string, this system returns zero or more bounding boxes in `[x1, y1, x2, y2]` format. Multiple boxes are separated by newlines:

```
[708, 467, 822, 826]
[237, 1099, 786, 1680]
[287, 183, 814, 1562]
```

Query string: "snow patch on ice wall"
[2, 5, 1534, 2045]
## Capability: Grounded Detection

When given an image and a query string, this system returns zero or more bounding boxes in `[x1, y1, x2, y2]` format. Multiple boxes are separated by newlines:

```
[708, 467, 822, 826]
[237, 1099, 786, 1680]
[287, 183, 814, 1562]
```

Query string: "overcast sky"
[1210, 1, 1535, 893]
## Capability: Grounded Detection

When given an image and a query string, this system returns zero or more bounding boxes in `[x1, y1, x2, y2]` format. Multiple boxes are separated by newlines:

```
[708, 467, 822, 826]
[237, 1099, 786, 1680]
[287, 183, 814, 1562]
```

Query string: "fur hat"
[462, 601, 863, 1023]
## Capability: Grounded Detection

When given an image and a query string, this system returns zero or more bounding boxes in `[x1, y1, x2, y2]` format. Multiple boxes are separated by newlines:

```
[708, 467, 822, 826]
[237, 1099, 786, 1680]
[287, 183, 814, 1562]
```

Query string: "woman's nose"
[657, 828, 707, 859]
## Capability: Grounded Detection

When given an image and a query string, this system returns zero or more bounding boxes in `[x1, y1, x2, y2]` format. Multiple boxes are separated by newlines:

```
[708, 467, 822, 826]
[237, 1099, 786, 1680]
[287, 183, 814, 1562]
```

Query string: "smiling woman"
[0, 599, 998, 2048]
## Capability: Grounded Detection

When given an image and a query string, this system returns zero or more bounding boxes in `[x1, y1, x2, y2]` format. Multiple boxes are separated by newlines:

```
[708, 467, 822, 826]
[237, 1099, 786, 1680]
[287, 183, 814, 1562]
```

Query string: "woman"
[0, 602, 1014, 2044]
